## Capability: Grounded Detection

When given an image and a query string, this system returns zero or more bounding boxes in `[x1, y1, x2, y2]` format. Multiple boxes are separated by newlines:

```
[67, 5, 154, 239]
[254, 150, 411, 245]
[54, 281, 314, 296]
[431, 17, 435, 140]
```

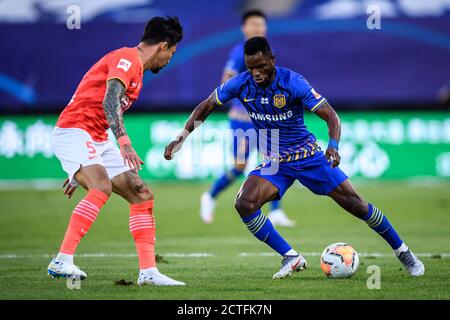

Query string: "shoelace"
[281, 255, 299, 267]
[52, 261, 63, 271]
[398, 250, 416, 267]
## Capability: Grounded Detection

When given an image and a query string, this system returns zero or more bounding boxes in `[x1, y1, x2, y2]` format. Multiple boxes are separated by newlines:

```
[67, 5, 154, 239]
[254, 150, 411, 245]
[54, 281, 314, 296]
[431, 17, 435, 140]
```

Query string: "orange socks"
[58, 191, 155, 270]
[129, 200, 156, 269]
[59, 189, 109, 254]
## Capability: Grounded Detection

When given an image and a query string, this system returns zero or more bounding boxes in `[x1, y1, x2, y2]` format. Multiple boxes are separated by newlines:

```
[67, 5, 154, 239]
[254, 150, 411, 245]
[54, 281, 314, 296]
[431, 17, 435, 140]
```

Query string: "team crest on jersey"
[273, 94, 286, 108]
[117, 58, 132, 72]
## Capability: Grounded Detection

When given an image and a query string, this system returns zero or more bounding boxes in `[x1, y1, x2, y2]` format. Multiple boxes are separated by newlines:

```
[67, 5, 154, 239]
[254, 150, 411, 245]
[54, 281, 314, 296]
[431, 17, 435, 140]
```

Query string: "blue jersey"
[214, 67, 328, 162]
[223, 42, 251, 122]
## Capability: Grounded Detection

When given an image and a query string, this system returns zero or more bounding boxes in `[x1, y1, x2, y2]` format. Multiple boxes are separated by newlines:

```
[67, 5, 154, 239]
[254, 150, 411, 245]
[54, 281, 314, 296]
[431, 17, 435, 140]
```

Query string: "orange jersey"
[56, 47, 144, 142]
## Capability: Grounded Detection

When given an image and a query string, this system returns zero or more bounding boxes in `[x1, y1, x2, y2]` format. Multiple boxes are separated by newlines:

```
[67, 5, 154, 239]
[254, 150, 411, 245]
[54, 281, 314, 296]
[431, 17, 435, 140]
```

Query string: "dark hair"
[244, 36, 273, 57]
[241, 9, 267, 25]
[141, 16, 183, 47]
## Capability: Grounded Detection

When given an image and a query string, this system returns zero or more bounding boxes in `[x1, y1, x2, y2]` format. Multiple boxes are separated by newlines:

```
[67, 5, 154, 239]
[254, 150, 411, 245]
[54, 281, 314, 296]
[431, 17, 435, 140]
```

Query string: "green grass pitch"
[0, 181, 449, 299]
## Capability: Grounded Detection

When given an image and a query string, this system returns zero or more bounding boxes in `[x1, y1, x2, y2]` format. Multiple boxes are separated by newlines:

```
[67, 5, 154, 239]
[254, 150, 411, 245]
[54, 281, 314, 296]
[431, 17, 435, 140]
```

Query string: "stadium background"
[1, 0, 449, 184]
[0, 0, 449, 300]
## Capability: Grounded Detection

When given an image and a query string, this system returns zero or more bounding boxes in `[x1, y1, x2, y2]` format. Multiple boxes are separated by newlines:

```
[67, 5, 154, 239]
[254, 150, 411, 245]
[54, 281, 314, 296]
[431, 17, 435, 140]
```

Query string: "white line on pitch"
[0, 252, 214, 259]
[0, 252, 449, 259]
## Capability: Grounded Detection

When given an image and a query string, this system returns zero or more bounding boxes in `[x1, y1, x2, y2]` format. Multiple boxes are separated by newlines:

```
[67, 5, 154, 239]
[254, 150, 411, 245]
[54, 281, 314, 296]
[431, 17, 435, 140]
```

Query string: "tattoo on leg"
[135, 183, 145, 193]
[126, 171, 147, 194]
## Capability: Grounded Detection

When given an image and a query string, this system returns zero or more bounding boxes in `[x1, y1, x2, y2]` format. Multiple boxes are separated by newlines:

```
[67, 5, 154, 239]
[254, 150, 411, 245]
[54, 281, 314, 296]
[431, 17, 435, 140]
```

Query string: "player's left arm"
[296, 74, 341, 168]
[103, 79, 144, 171]
[314, 102, 341, 168]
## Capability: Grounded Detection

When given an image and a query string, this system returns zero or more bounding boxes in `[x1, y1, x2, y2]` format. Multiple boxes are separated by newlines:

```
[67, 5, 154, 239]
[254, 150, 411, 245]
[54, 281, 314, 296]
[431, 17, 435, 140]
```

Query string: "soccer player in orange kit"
[48, 16, 186, 286]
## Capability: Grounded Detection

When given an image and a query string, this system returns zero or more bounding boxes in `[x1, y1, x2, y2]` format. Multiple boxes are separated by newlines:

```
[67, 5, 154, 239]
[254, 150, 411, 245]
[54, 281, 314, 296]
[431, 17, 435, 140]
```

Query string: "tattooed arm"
[103, 79, 127, 138]
[102, 79, 143, 171]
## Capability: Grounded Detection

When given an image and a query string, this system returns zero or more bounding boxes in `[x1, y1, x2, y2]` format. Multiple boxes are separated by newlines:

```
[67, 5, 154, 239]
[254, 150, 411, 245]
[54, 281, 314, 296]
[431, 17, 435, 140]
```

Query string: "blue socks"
[241, 203, 402, 256]
[210, 168, 244, 198]
[242, 210, 292, 256]
[361, 203, 403, 250]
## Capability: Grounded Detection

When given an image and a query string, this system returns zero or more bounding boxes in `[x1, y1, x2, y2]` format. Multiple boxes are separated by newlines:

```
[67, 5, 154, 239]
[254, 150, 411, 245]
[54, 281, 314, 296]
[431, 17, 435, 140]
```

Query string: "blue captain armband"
[328, 139, 339, 151]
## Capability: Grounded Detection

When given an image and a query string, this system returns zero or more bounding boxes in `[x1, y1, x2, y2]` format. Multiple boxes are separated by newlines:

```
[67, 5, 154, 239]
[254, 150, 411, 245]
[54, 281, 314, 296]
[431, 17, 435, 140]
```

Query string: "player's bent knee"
[134, 184, 154, 202]
[347, 198, 368, 217]
[234, 197, 259, 216]
[357, 200, 369, 217]
[140, 187, 154, 202]
[91, 179, 112, 197]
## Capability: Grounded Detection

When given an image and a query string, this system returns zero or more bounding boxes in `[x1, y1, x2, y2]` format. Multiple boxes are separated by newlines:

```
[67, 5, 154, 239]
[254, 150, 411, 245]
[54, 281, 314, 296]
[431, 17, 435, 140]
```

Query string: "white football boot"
[268, 209, 296, 227]
[200, 192, 216, 224]
[47, 258, 87, 280]
[272, 254, 307, 280]
[137, 269, 186, 286]
[397, 250, 425, 276]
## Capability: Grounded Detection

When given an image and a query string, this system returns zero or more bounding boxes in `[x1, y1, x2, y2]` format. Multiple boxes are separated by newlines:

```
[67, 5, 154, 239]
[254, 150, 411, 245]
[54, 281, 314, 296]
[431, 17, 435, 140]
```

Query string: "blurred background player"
[47, 16, 185, 286]
[200, 10, 295, 227]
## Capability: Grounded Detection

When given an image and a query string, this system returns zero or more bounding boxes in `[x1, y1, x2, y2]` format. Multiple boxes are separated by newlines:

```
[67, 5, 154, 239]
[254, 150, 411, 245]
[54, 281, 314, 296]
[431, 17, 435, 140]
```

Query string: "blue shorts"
[230, 119, 256, 162]
[248, 151, 348, 198]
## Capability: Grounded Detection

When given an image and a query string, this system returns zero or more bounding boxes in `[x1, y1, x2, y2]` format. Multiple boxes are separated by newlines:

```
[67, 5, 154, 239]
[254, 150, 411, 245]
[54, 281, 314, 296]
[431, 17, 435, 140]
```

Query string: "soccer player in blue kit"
[201, 10, 295, 227]
[165, 37, 425, 279]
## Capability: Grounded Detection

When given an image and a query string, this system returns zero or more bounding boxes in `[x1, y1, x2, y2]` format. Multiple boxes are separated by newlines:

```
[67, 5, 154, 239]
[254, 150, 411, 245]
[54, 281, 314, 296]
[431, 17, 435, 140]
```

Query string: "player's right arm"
[164, 74, 242, 160]
[103, 79, 143, 171]
[164, 92, 219, 160]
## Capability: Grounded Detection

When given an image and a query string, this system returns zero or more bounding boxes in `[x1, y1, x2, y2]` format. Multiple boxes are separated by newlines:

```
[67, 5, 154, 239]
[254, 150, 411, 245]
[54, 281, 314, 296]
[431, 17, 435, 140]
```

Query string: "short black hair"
[244, 36, 273, 57]
[141, 16, 183, 47]
[241, 9, 267, 25]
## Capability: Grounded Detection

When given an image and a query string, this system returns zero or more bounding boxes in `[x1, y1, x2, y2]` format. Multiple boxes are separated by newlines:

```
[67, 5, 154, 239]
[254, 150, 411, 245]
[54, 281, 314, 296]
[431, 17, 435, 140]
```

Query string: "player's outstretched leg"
[268, 200, 296, 227]
[235, 175, 306, 279]
[112, 171, 185, 286]
[48, 165, 111, 280]
[329, 180, 425, 276]
[201, 166, 244, 224]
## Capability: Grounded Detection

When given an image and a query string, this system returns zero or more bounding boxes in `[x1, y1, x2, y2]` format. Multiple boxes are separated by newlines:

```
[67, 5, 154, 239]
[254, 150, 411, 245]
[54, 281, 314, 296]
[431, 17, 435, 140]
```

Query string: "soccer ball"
[320, 242, 359, 278]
